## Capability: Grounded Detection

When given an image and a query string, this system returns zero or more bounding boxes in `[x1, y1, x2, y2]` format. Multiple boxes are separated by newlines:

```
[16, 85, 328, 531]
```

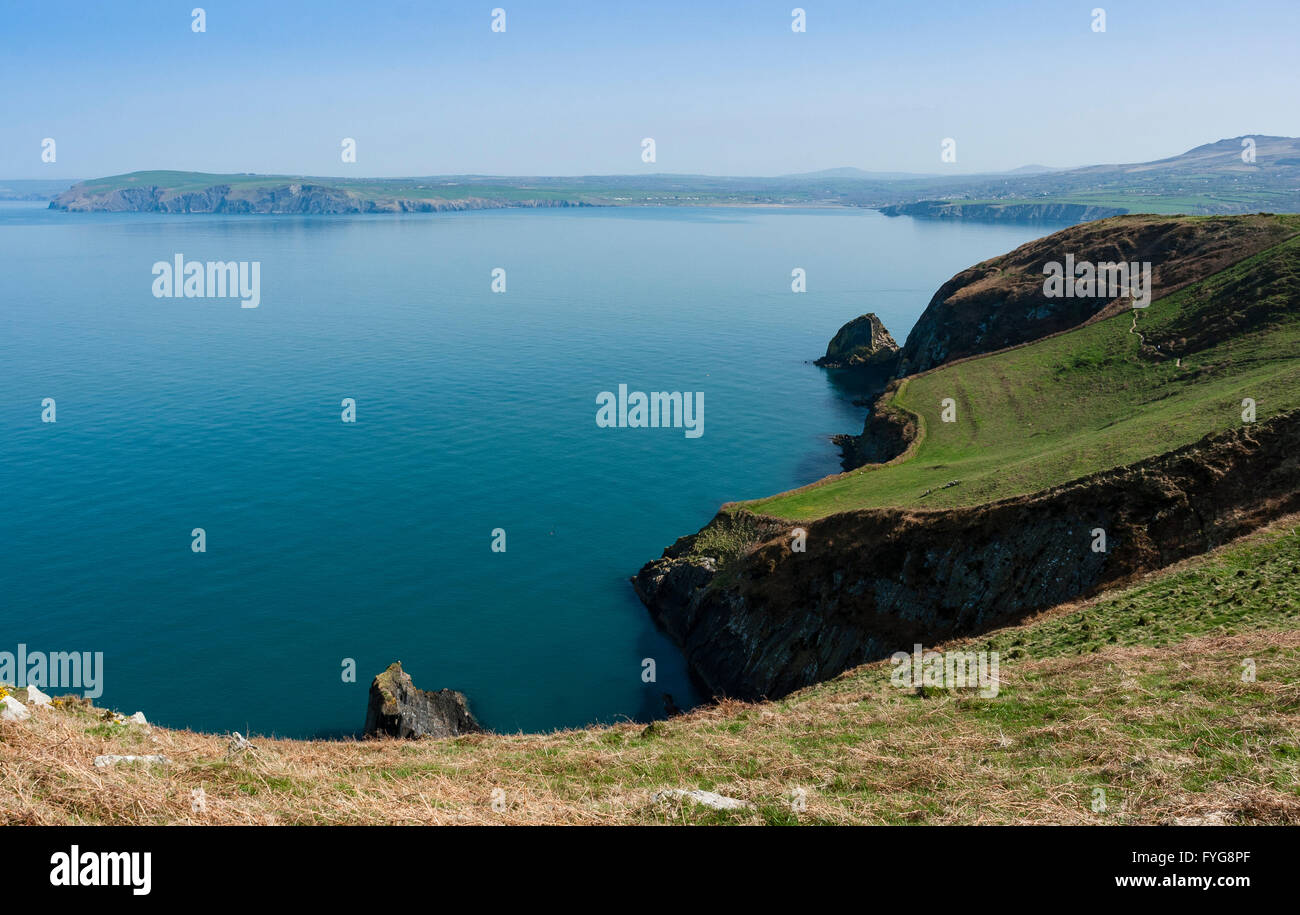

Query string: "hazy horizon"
[3, 0, 1298, 180]
[6, 131, 1290, 185]
[2, 133, 1280, 184]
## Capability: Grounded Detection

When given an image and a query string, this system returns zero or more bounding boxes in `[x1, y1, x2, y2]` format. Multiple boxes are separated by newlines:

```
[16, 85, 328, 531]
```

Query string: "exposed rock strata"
[635, 410, 1300, 700]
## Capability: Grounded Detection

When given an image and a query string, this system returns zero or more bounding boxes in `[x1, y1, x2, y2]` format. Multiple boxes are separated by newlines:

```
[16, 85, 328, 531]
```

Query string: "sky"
[2, 0, 1298, 179]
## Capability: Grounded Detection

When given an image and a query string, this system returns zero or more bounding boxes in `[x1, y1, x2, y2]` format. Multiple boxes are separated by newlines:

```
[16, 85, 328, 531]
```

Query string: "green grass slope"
[749, 215, 1300, 520]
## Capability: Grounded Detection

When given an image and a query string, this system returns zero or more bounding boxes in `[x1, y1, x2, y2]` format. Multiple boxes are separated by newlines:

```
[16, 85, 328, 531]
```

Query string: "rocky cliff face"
[50, 181, 591, 214]
[896, 214, 1295, 375]
[831, 381, 917, 469]
[880, 200, 1127, 223]
[635, 411, 1300, 700]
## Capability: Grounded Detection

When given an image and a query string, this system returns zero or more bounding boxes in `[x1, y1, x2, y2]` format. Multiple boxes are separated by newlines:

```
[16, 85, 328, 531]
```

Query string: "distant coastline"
[879, 199, 1127, 223]
[25, 136, 1300, 220]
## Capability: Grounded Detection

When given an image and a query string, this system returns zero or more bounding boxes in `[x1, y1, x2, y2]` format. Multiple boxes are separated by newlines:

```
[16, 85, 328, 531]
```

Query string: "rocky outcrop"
[50, 181, 594, 214]
[832, 384, 918, 469]
[652, 789, 752, 811]
[94, 754, 168, 767]
[635, 410, 1300, 700]
[880, 200, 1126, 223]
[363, 662, 482, 739]
[896, 214, 1295, 375]
[814, 313, 900, 372]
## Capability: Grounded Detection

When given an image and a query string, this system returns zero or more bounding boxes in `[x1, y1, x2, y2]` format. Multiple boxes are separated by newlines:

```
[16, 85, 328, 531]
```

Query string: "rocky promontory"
[640, 213, 1300, 701]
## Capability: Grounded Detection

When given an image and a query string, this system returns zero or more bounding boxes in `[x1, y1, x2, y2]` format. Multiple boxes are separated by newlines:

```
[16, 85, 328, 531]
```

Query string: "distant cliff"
[879, 200, 1127, 222]
[49, 181, 594, 214]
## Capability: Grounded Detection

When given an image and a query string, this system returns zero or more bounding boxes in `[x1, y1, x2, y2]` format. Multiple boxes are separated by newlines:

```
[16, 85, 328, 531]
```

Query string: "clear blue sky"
[2, 0, 1297, 178]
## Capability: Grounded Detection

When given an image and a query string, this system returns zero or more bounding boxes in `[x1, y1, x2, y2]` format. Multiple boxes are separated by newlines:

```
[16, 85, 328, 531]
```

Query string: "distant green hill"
[882, 136, 1300, 219]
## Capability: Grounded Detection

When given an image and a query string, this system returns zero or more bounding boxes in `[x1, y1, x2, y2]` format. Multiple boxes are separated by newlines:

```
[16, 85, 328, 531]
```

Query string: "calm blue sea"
[0, 202, 1058, 737]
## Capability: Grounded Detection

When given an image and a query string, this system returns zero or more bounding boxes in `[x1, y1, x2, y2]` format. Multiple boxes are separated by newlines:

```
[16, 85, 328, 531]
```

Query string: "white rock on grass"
[25, 685, 52, 708]
[1174, 811, 1228, 826]
[93, 754, 168, 768]
[1, 695, 31, 722]
[110, 710, 149, 727]
[652, 789, 752, 811]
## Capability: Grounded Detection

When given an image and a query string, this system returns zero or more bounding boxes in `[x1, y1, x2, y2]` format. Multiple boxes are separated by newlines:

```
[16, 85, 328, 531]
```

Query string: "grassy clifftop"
[4, 516, 1297, 825]
[747, 214, 1300, 519]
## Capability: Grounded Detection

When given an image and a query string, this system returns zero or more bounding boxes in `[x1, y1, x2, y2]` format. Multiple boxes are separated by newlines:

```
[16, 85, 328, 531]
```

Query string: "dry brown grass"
[3, 625, 1296, 826]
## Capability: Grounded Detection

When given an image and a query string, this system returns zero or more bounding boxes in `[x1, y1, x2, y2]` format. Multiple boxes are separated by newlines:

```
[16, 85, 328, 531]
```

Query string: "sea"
[0, 201, 1061, 736]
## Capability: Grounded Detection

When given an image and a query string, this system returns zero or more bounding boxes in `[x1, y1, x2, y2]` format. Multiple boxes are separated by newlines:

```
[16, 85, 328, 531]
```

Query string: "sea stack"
[814, 313, 901, 374]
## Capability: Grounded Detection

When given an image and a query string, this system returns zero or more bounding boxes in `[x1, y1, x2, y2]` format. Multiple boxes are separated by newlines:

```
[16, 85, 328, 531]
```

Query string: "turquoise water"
[0, 202, 1058, 737]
